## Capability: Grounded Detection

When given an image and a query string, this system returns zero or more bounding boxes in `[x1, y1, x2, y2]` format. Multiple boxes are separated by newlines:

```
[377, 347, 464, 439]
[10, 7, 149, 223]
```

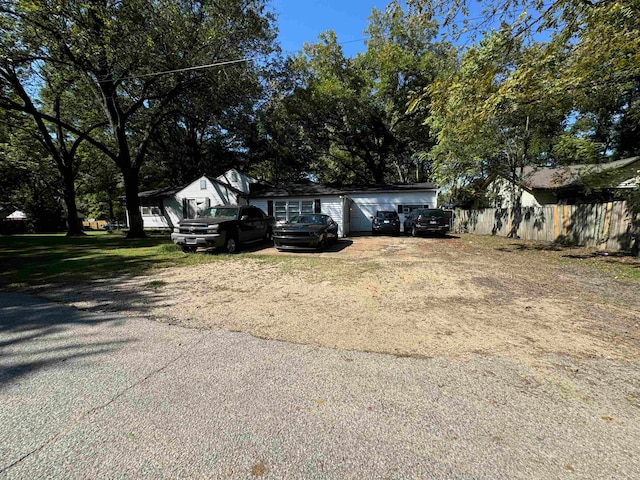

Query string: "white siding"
[177, 176, 235, 207]
[348, 191, 437, 232]
[216, 169, 258, 194]
[248, 196, 347, 237]
[488, 178, 556, 208]
[142, 214, 170, 229]
[163, 198, 182, 227]
[142, 175, 241, 229]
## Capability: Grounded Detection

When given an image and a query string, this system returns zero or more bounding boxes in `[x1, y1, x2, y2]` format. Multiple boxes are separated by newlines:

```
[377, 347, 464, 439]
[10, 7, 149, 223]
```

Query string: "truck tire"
[224, 233, 239, 254]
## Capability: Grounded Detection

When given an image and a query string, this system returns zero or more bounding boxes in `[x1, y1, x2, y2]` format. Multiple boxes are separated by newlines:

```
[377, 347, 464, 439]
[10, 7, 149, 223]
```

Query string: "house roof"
[247, 180, 438, 198]
[521, 157, 640, 190]
[247, 180, 344, 197]
[137, 174, 244, 199]
[341, 182, 438, 194]
[138, 185, 184, 199]
[0, 207, 27, 220]
[208, 176, 243, 195]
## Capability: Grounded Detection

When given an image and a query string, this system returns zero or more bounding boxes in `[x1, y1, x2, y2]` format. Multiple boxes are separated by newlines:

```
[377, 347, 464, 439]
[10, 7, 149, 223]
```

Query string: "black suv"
[404, 209, 450, 236]
[371, 210, 400, 235]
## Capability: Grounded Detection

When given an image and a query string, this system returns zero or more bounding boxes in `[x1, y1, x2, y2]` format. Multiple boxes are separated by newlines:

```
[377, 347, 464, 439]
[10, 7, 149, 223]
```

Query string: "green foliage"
[407, 0, 639, 213]
[1, 0, 278, 236]
[256, 2, 455, 185]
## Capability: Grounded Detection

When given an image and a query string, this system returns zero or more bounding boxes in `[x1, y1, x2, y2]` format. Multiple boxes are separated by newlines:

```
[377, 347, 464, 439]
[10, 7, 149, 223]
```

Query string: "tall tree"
[257, 1, 454, 185]
[415, 28, 569, 206]
[0, 0, 276, 237]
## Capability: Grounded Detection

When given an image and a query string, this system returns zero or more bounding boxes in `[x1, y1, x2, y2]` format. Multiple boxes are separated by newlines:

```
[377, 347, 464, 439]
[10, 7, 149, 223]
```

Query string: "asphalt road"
[1, 291, 638, 479]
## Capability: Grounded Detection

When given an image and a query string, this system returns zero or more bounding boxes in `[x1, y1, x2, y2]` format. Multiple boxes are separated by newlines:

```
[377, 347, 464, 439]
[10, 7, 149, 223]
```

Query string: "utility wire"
[121, 37, 371, 80]
[122, 58, 252, 80]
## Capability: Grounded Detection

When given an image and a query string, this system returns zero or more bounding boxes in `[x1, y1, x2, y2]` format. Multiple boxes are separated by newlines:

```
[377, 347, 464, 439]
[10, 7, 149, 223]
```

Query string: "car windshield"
[289, 214, 326, 225]
[417, 209, 444, 217]
[200, 207, 239, 219]
[377, 212, 397, 219]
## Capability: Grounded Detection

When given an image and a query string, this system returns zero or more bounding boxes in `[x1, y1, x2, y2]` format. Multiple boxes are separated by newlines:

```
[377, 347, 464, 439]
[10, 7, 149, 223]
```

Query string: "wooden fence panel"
[454, 201, 633, 252]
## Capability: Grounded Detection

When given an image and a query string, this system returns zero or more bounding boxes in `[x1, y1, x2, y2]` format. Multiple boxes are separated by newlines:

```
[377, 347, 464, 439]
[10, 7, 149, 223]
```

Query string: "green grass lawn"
[0, 231, 227, 287]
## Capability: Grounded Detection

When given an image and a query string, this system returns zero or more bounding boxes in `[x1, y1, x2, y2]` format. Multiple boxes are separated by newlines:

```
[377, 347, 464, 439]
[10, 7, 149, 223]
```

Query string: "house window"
[141, 206, 162, 216]
[274, 201, 287, 221]
[200, 179, 207, 190]
[301, 200, 314, 214]
[273, 199, 321, 221]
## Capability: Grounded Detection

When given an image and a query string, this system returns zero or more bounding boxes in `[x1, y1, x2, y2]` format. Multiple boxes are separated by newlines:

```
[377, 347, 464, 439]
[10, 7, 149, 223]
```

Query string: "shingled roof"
[247, 180, 438, 197]
[520, 157, 640, 190]
[248, 180, 344, 197]
[138, 185, 184, 199]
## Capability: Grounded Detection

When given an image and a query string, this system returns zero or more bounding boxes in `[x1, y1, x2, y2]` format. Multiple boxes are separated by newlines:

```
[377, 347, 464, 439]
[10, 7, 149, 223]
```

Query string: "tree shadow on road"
[0, 292, 132, 387]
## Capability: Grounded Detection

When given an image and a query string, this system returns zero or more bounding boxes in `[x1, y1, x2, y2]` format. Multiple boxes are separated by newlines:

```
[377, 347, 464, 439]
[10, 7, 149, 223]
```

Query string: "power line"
[121, 37, 371, 80]
[122, 58, 252, 80]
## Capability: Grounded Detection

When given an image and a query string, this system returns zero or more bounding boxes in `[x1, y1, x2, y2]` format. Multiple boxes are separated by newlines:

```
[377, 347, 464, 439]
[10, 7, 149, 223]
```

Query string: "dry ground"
[45, 234, 640, 368]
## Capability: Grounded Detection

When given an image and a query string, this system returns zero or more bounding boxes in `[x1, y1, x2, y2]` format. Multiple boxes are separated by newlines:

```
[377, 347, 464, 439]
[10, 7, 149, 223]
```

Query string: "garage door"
[350, 203, 396, 232]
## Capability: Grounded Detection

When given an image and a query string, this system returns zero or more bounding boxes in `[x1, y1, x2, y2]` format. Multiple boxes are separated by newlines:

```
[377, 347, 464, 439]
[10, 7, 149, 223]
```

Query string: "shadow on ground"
[0, 292, 131, 387]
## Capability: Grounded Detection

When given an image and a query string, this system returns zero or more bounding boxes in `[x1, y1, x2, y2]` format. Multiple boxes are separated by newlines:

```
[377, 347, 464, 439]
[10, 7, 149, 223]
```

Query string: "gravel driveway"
[4, 234, 640, 478]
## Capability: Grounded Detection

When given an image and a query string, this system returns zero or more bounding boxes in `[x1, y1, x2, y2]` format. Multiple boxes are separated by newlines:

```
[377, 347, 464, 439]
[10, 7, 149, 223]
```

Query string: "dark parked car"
[371, 210, 400, 235]
[273, 214, 339, 251]
[404, 208, 450, 236]
[102, 222, 126, 231]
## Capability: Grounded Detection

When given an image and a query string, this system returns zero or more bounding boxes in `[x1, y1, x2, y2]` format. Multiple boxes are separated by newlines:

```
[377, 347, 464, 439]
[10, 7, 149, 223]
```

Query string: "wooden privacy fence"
[454, 201, 636, 251]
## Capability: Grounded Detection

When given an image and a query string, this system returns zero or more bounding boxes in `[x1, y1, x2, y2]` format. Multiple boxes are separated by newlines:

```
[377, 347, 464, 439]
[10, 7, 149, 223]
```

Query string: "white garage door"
[350, 203, 396, 232]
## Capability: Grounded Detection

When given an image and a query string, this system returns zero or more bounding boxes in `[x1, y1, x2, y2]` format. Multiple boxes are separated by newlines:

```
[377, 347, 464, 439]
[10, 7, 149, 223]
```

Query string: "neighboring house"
[6, 209, 27, 220]
[487, 157, 640, 207]
[246, 180, 439, 236]
[0, 207, 28, 234]
[134, 169, 258, 230]
[135, 168, 439, 235]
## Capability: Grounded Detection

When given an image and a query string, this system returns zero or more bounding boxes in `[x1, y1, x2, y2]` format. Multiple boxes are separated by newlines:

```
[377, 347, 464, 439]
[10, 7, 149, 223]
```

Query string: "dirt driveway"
[52, 234, 640, 368]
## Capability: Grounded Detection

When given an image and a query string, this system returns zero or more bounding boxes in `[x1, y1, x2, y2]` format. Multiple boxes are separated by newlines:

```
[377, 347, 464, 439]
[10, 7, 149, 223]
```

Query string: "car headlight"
[173, 228, 180, 233]
[206, 225, 219, 231]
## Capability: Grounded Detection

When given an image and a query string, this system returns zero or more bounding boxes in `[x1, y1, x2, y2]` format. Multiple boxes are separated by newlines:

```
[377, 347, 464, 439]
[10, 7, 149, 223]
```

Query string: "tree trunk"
[60, 165, 84, 236]
[122, 167, 145, 238]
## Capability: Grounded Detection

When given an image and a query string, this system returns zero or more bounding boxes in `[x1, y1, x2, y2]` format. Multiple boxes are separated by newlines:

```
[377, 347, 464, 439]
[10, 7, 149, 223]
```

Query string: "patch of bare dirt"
[51, 235, 640, 365]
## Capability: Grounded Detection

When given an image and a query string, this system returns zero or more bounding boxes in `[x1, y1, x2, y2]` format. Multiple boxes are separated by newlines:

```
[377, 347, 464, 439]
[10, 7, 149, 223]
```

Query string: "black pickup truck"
[171, 205, 274, 253]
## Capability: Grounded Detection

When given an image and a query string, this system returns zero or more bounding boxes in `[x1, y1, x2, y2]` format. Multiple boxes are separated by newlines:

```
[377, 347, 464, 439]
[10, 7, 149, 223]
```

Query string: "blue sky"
[271, 0, 390, 57]
[270, 1, 544, 58]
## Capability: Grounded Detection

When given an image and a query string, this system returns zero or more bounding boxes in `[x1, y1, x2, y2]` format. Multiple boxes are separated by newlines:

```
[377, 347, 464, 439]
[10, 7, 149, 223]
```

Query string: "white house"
[135, 169, 258, 230]
[246, 180, 439, 236]
[135, 169, 440, 235]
